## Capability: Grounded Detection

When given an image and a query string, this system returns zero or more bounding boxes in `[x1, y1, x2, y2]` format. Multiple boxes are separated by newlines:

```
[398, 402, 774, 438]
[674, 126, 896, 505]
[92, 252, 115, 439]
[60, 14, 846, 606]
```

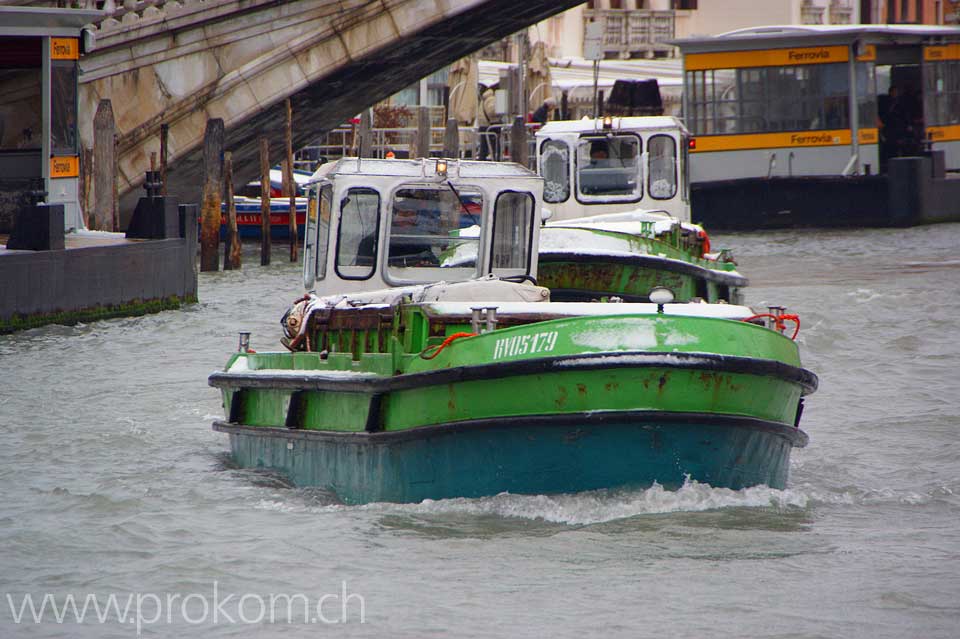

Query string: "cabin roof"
[310, 157, 539, 182]
[673, 24, 960, 53]
[536, 116, 685, 137]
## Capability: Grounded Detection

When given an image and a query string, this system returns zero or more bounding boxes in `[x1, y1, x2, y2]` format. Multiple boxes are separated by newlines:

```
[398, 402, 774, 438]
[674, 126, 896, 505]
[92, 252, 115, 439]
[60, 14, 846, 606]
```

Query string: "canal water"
[2, 224, 959, 638]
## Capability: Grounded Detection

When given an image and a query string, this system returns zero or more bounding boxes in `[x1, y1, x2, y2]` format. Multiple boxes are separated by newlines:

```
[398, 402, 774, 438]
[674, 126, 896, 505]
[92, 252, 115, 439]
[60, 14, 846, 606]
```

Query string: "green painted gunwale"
[212, 312, 813, 434]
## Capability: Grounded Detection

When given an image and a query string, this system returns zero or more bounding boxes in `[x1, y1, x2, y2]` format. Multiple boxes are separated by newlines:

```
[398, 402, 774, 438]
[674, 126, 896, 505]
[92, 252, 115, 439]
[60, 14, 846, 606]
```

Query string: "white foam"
[389, 480, 810, 525]
[250, 477, 960, 522]
[252, 478, 812, 524]
[847, 288, 883, 303]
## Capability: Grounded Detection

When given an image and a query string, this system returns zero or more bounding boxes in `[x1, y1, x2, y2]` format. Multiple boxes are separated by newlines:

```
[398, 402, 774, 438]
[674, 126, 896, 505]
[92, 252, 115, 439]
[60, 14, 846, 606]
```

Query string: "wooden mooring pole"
[443, 117, 459, 158]
[159, 123, 169, 196]
[223, 151, 241, 270]
[92, 99, 115, 231]
[510, 115, 528, 167]
[80, 147, 93, 228]
[259, 136, 271, 266]
[112, 133, 119, 231]
[199, 118, 224, 272]
[416, 106, 431, 159]
[358, 108, 372, 158]
[284, 98, 298, 262]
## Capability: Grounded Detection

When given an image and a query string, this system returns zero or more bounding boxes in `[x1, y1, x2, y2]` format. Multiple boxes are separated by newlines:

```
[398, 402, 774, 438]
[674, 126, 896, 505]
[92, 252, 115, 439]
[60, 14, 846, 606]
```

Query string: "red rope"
[419, 332, 477, 360]
[742, 313, 801, 340]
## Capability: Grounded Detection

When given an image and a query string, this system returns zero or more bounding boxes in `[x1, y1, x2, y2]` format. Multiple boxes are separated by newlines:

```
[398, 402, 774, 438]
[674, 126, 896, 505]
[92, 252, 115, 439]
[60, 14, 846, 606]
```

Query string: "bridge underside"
[80, 0, 584, 217]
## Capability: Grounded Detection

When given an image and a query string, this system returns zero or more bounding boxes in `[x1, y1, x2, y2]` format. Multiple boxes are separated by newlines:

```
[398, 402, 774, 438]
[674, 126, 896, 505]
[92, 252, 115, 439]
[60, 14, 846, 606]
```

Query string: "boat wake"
[253, 479, 814, 526]
[378, 480, 811, 525]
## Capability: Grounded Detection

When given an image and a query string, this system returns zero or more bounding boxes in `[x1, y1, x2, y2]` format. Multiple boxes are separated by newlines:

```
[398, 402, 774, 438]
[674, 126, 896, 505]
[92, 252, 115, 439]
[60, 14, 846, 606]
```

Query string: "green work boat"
[535, 116, 746, 303]
[209, 158, 816, 504]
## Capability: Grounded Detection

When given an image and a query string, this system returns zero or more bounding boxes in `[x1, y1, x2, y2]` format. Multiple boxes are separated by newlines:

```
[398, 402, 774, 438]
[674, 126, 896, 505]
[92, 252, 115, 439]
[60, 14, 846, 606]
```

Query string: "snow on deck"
[424, 301, 755, 319]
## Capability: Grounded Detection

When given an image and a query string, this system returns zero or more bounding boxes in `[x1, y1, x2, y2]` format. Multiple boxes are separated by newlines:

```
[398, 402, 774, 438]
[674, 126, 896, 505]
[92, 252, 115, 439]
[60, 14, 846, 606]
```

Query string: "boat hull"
[215, 411, 804, 504]
[219, 201, 306, 239]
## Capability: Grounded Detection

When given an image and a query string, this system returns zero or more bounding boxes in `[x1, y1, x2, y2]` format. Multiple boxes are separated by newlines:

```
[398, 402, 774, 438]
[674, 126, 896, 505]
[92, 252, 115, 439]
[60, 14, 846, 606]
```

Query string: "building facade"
[531, 0, 958, 62]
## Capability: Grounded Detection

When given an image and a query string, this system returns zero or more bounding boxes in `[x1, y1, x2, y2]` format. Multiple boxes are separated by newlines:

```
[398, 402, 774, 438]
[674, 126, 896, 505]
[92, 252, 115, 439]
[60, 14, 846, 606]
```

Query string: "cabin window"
[540, 139, 570, 203]
[335, 187, 379, 280]
[386, 186, 482, 280]
[576, 134, 642, 203]
[491, 191, 535, 272]
[314, 184, 332, 280]
[685, 62, 869, 136]
[647, 135, 677, 199]
[680, 134, 690, 203]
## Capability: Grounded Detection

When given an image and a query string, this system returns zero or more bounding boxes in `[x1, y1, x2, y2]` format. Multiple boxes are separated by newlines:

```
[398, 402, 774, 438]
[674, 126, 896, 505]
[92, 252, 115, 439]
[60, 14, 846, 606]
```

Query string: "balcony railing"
[584, 9, 676, 59]
[829, 0, 853, 24]
[801, 2, 825, 25]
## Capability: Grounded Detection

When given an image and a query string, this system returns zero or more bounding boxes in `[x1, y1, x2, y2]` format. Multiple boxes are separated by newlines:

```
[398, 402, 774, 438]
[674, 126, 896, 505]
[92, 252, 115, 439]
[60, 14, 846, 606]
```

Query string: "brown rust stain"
[555, 385, 568, 408]
[576, 383, 587, 396]
[657, 373, 669, 392]
[447, 383, 457, 413]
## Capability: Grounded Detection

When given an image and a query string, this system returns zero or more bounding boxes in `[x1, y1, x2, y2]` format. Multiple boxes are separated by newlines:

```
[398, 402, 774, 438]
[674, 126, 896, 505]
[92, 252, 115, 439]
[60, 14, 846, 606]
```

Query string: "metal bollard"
[767, 306, 785, 333]
[484, 306, 498, 333]
[470, 307, 483, 334]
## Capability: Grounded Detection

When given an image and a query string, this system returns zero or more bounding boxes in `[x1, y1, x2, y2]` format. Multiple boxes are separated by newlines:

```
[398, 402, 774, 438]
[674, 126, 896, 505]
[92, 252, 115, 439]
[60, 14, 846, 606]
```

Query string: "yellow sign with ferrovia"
[50, 156, 79, 178]
[685, 46, 849, 71]
[691, 129, 850, 152]
[926, 124, 960, 142]
[924, 45, 960, 61]
[51, 38, 79, 61]
[858, 128, 879, 144]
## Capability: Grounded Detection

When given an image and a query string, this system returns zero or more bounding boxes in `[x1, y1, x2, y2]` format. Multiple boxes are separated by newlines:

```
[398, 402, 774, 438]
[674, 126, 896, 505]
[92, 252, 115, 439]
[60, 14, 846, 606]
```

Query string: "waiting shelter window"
[335, 188, 379, 279]
[540, 139, 570, 203]
[0, 70, 41, 150]
[387, 186, 482, 279]
[925, 60, 960, 126]
[491, 191, 535, 272]
[648, 135, 677, 199]
[685, 62, 874, 136]
[576, 134, 641, 201]
[50, 61, 77, 155]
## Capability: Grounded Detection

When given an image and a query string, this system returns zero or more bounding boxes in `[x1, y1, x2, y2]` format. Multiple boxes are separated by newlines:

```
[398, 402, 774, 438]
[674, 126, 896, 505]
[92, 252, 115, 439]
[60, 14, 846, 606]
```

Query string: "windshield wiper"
[446, 181, 479, 226]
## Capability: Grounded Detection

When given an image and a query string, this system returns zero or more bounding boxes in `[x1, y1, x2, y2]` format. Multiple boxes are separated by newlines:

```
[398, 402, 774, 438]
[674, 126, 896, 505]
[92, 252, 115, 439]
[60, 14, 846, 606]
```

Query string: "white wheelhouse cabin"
[534, 116, 692, 223]
[301, 158, 544, 296]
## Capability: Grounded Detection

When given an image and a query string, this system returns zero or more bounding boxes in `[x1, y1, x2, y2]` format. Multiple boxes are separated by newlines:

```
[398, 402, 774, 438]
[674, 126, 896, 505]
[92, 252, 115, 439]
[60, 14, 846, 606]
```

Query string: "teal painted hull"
[215, 413, 804, 504]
